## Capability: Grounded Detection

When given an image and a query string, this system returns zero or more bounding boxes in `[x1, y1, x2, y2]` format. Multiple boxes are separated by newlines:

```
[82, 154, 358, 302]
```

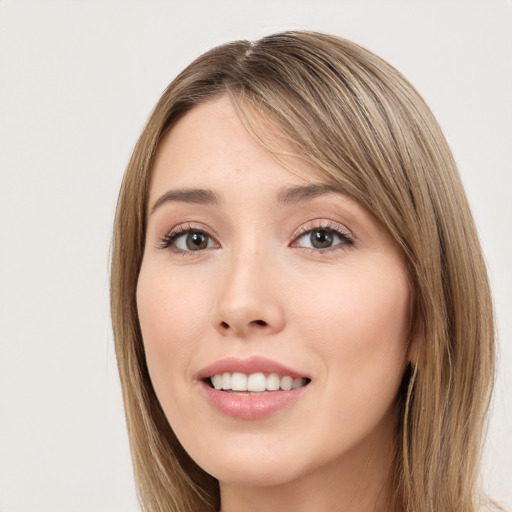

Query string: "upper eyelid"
[292, 220, 353, 239]
[156, 223, 220, 251]
[165, 222, 220, 241]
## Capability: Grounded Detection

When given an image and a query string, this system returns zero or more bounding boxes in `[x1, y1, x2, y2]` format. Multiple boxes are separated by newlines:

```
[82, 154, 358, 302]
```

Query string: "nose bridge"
[213, 239, 284, 337]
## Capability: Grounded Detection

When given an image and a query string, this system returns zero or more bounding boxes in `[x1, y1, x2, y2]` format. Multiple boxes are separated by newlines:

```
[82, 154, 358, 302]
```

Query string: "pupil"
[186, 232, 207, 250]
[311, 230, 332, 249]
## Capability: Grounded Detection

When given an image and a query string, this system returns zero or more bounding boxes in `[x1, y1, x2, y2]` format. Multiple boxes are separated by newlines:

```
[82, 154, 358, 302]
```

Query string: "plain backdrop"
[0, 1, 510, 511]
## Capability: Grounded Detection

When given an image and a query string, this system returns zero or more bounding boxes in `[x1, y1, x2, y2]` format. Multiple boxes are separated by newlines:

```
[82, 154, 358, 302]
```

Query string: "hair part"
[111, 31, 496, 511]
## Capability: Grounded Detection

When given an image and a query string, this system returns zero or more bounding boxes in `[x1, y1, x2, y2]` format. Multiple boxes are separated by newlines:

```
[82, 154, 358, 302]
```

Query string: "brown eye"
[185, 232, 209, 250]
[294, 226, 353, 251]
[164, 229, 216, 252]
[309, 230, 334, 249]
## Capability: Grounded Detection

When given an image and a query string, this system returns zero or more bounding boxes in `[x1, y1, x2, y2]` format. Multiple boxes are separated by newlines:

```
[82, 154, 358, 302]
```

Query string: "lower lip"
[199, 381, 309, 420]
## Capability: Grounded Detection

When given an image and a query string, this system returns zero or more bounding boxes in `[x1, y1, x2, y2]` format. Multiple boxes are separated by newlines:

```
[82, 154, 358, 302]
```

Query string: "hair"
[111, 31, 496, 512]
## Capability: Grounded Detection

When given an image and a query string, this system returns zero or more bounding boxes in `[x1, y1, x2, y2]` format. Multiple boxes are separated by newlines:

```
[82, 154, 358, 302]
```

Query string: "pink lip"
[196, 356, 310, 420]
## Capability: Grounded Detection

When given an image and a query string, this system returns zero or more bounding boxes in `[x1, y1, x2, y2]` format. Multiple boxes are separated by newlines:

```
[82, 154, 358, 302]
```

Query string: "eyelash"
[157, 221, 354, 255]
[157, 223, 213, 252]
[292, 221, 354, 252]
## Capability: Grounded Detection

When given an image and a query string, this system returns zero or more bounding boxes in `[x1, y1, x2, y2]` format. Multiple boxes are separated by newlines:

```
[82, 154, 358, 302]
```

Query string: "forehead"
[146, 95, 402, 259]
[149, 95, 330, 199]
[147, 96, 385, 244]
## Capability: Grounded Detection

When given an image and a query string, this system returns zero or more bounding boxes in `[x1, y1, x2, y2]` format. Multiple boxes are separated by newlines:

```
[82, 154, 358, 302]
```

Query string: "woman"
[111, 31, 497, 511]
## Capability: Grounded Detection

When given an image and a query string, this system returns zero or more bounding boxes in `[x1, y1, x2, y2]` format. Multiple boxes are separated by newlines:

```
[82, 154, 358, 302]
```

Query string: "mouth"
[197, 357, 311, 418]
[206, 372, 311, 394]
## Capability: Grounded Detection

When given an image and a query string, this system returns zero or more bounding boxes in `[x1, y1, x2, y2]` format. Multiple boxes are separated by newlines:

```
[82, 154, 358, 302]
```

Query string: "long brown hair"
[111, 31, 496, 511]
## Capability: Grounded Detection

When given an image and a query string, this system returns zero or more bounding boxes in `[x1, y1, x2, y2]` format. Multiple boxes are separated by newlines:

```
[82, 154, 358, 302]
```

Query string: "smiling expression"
[136, 95, 411, 490]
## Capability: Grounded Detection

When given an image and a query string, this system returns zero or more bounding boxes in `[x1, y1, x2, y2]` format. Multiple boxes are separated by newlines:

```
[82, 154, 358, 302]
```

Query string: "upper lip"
[196, 356, 309, 381]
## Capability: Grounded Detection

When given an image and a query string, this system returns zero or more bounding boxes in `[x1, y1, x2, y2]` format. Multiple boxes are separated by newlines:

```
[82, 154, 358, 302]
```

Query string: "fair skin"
[137, 95, 410, 512]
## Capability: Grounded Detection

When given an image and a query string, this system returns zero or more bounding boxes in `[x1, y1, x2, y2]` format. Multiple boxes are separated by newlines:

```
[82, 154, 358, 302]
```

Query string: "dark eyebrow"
[151, 188, 219, 213]
[151, 183, 342, 213]
[277, 183, 343, 205]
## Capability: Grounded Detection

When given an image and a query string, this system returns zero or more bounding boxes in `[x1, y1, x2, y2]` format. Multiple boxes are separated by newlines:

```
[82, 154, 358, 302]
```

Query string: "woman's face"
[137, 95, 411, 489]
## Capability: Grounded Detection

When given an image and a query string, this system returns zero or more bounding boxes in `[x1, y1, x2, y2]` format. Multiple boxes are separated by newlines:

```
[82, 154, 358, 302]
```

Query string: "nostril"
[217, 319, 269, 333]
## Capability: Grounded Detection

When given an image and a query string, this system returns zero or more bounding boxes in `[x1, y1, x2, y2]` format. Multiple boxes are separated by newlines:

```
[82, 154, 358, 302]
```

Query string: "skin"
[137, 95, 411, 512]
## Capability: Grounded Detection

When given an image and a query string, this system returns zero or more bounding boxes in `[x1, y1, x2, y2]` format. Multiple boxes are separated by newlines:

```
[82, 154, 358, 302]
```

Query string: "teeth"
[222, 372, 231, 390]
[231, 372, 247, 391]
[247, 372, 266, 392]
[211, 374, 223, 390]
[292, 377, 303, 389]
[209, 372, 308, 392]
[266, 373, 280, 391]
[280, 376, 293, 391]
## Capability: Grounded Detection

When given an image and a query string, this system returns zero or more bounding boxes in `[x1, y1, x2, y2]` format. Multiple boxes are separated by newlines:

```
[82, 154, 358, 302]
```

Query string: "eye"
[160, 227, 217, 252]
[293, 226, 353, 251]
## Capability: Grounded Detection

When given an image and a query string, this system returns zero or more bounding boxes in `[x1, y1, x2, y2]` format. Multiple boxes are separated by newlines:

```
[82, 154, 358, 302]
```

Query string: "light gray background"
[1, 1, 510, 511]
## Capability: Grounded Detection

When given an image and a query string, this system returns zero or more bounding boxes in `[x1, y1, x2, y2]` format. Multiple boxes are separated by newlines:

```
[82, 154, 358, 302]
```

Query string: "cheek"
[136, 265, 209, 393]
[296, 262, 408, 334]
[292, 262, 410, 400]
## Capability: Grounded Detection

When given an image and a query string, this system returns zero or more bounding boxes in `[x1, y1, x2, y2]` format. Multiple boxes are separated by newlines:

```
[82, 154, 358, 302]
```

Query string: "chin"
[207, 460, 304, 488]
[189, 431, 349, 492]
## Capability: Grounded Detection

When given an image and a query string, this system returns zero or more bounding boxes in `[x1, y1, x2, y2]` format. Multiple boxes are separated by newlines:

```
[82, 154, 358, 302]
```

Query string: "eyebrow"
[151, 188, 219, 213]
[150, 183, 343, 214]
[276, 183, 342, 205]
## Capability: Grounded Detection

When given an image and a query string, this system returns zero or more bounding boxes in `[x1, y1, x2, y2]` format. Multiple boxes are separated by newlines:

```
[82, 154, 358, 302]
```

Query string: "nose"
[212, 249, 286, 339]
